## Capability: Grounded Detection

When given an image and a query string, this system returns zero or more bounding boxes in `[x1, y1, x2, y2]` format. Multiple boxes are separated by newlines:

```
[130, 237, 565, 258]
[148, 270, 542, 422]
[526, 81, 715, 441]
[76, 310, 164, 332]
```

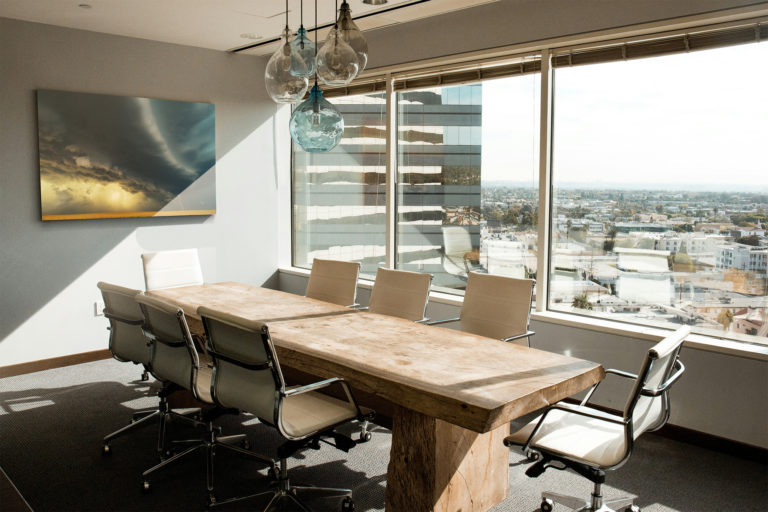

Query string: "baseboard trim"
[0, 349, 112, 378]
[563, 398, 767, 464]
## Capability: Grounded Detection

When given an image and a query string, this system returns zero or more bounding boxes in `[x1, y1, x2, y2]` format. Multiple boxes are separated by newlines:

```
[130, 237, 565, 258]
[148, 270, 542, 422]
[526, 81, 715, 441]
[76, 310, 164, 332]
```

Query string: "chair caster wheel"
[102, 444, 111, 456]
[141, 481, 151, 493]
[541, 498, 554, 512]
[358, 431, 372, 443]
[241, 438, 250, 450]
[622, 506, 640, 512]
[207, 494, 217, 508]
[341, 496, 355, 511]
[526, 451, 540, 462]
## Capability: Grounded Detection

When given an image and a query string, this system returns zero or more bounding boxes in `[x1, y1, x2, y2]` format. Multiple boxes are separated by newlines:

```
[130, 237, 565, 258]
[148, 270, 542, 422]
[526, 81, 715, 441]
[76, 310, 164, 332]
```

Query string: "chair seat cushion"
[507, 408, 628, 468]
[280, 391, 359, 439]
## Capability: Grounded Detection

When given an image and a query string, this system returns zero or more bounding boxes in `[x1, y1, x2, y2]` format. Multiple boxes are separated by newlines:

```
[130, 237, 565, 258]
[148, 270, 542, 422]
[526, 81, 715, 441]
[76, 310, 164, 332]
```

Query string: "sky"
[480, 42, 768, 191]
[37, 90, 216, 216]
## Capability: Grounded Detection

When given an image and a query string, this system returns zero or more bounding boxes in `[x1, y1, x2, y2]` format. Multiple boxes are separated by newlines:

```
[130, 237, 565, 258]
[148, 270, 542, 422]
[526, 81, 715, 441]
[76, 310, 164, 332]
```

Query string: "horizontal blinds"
[322, 76, 388, 99]
[553, 21, 766, 68]
[392, 59, 541, 91]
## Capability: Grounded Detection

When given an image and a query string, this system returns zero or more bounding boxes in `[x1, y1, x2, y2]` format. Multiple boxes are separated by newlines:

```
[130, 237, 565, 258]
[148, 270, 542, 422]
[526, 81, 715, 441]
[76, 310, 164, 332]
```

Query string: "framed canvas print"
[37, 89, 216, 221]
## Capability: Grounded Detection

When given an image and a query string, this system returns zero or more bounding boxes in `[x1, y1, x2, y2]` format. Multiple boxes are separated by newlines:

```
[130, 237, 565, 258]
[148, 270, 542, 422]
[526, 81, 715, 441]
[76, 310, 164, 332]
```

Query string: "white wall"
[0, 18, 284, 366]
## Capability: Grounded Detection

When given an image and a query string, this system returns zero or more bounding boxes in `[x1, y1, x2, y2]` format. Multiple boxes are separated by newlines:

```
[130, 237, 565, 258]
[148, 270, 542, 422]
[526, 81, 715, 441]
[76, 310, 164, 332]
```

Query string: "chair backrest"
[624, 326, 689, 439]
[442, 226, 473, 256]
[97, 282, 150, 366]
[135, 294, 199, 393]
[200, 307, 284, 427]
[141, 249, 203, 291]
[368, 267, 432, 321]
[460, 272, 535, 345]
[305, 258, 361, 306]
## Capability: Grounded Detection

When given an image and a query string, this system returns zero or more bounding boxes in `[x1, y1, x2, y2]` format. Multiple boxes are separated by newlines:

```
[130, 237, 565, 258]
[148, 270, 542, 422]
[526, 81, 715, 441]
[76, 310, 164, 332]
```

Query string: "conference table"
[148, 281, 604, 512]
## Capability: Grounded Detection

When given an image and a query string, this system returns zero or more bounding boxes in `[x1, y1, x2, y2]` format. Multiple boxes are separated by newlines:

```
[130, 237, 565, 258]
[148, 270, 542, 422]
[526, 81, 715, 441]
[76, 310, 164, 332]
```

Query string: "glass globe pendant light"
[265, 0, 309, 103]
[289, 0, 315, 77]
[315, 0, 359, 86]
[290, 0, 344, 153]
[337, 0, 368, 72]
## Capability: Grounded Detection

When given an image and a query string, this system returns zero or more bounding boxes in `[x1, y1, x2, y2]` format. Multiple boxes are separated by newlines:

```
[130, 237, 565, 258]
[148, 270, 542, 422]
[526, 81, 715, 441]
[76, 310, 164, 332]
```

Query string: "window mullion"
[385, 73, 397, 269]
[536, 49, 554, 313]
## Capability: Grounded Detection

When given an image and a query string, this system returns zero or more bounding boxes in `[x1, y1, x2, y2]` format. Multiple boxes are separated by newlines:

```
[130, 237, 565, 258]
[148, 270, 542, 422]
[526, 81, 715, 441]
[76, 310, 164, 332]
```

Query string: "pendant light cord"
[314, 0, 318, 88]
[285, 0, 289, 30]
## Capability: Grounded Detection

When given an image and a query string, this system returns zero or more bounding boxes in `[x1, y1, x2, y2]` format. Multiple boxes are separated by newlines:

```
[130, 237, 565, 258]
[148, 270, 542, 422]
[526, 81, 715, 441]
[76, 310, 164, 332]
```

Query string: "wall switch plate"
[94, 302, 104, 317]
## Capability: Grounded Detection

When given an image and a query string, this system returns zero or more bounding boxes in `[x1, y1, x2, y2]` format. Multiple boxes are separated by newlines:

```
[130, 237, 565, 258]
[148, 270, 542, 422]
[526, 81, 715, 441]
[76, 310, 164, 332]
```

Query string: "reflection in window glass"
[549, 43, 768, 345]
[293, 92, 387, 277]
[395, 76, 540, 294]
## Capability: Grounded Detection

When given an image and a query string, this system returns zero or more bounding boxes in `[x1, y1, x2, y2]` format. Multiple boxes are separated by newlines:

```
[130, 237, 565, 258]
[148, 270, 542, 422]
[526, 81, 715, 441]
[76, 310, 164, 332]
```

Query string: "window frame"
[288, 12, 768, 355]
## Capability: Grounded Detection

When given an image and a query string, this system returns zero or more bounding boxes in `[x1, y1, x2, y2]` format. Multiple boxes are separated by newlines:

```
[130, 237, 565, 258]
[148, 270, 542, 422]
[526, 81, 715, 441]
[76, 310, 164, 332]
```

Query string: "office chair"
[504, 326, 689, 512]
[305, 258, 361, 307]
[428, 272, 535, 346]
[199, 306, 374, 511]
[141, 248, 204, 291]
[441, 225, 484, 277]
[135, 294, 275, 502]
[366, 267, 433, 322]
[98, 282, 155, 453]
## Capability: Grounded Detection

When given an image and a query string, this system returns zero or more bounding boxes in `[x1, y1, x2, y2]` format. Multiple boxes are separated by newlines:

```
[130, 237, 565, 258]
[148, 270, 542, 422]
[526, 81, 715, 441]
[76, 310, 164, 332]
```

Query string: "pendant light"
[290, 0, 344, 152]
[289, 0, 315, 77]
[315, 0, 359, 86]
[337, 0, 368, 72]
[265, 0, 309, 104]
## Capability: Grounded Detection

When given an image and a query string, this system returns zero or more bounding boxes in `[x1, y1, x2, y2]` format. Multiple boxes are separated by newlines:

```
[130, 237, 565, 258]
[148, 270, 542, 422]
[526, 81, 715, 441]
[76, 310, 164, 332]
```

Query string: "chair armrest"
[641, 359, 685, 397]
[501, 330, 535, 343]
[346, 303, 360, 309]
[355, 306, 369, 311]
[425, 317, 460, 326]
[283, 377, 343, 397]
[415, 317, 431, 324]
[104, 312, 143, 325]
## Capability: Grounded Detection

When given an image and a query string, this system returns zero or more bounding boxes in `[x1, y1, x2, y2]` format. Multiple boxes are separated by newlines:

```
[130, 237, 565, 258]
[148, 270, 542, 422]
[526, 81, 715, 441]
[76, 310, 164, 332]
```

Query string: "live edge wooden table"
[148, 282, 604, 512]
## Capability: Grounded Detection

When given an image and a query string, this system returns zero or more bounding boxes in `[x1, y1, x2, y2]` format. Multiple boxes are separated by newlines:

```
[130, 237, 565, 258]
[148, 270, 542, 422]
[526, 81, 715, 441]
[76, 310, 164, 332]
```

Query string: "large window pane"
[293, 92, 386, 277]
[550, 43, 768, 345]
[395, 77, 540, 293]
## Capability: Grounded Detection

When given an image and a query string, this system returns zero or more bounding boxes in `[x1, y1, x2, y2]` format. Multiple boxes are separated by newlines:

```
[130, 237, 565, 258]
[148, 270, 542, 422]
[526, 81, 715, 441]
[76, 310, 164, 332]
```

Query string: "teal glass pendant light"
[290, 0, 344, 152]
[315, 0, 359, 86]
[289, 0, 315, 77]
[265, 0, 308, 103]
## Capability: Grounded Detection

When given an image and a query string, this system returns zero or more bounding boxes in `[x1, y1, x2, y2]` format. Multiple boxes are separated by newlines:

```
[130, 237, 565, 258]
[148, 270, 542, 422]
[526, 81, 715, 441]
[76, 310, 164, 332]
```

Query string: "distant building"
[716, 244, 768, 271]
[615, 222, 667, 233]
[732, 308, 768, 337]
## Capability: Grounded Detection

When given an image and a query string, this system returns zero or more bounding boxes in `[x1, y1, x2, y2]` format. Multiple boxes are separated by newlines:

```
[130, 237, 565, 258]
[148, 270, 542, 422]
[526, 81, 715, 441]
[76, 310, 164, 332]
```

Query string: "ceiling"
[0, 0, 498, 56]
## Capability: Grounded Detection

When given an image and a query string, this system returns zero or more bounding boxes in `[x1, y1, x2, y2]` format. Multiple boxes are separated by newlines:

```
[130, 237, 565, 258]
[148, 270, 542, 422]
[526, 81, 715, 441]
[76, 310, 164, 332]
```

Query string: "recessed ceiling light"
[78, 3, 92, 9]
[362, 0, 388, 5]
[240, 33, 263, 40]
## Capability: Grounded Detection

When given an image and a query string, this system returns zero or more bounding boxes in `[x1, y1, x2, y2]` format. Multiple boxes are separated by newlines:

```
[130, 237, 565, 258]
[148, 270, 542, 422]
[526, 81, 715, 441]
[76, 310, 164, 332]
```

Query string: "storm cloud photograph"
[37, 89, 216, 220]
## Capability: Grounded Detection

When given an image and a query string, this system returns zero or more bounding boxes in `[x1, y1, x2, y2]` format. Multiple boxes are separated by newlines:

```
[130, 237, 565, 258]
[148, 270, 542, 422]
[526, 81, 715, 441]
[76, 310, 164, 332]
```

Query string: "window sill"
[277, 267, 768, 362]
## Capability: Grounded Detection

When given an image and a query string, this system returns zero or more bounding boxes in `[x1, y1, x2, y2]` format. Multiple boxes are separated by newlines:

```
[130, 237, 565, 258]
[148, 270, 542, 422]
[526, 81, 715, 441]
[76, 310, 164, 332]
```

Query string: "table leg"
[386, 405, 508, 512]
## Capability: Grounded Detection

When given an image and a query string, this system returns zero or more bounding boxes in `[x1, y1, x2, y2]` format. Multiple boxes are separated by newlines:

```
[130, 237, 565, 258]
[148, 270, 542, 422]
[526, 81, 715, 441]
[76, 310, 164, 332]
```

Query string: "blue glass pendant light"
[289, 0, 315, 77]
[290, 0, 345, 153]
[265, 1, 308, 103]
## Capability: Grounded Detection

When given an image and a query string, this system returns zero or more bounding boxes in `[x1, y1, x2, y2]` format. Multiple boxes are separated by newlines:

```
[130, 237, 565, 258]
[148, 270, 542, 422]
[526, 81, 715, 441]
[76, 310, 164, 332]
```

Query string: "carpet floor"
[0, 359, 765, 512]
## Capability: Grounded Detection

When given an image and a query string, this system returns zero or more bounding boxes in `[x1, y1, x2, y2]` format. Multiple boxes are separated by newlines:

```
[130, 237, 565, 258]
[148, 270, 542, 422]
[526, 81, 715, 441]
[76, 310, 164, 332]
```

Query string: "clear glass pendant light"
[289, 0, 315, 77]
[315, 0, 359, 86]
[337, 0, 368, 72]
[290, 0, 345, 153]
[265, 1, 309, 103]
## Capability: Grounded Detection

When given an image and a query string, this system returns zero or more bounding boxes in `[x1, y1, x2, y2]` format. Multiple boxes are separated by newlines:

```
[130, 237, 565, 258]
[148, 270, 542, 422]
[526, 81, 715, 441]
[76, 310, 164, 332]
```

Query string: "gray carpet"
[0, 359, 765, 512]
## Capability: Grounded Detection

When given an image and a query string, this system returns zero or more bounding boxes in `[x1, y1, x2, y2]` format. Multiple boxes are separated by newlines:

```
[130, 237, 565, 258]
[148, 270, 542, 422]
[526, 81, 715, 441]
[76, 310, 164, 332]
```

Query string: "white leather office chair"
[199, 306, 373, 511]
[98, 282, 154, 453]
[441, 225, 483, 277]
[504, 326, 689, 512]
[141, 248, 204, 291]
[429, 272, 535, 346]
[367, 267, 432, 322]
[305, 258, 361, 307]
[135, 294, 274, 504]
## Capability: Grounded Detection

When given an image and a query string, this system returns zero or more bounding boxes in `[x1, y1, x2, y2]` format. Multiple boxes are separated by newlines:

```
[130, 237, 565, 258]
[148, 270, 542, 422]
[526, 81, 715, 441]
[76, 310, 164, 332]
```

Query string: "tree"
[572, 294, 592, 310]
[736, 235, 761, 246]
[717, 310, 733, 331]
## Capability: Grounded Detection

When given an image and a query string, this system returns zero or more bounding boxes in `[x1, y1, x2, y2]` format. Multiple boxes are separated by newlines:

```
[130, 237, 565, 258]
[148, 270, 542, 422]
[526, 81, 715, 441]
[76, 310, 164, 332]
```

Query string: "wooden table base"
[386, 405, 508, 511]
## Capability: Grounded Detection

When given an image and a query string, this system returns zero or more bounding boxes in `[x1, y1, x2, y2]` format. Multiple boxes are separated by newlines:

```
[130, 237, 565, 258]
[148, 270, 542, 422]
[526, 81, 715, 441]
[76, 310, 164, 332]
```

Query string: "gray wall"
[365, 0, 764, 70]
[278, 271, 768, 448]
[0, 18, 281, 366]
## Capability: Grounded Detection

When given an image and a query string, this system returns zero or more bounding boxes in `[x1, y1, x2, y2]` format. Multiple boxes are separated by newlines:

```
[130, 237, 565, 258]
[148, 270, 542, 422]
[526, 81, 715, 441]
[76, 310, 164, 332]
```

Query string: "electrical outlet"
[94, 301, 104, 317]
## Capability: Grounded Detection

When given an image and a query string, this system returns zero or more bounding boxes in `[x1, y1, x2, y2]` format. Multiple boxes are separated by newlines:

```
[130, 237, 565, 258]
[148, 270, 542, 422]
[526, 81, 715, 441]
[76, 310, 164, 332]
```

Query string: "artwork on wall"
[37, 89, 216, 221]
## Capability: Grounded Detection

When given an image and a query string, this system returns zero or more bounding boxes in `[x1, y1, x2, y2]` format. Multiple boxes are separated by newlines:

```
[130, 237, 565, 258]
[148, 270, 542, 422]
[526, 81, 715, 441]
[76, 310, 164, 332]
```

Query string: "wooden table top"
[148, 282, 604, 433]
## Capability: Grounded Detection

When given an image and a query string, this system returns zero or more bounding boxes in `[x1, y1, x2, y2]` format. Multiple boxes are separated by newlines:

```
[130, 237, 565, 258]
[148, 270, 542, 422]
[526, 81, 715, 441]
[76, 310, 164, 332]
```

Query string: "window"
[395, 76, 540, 294]
[549, 42, 768, 344]
[291, 18, 767, 346]
[293, 92, 387, 277]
